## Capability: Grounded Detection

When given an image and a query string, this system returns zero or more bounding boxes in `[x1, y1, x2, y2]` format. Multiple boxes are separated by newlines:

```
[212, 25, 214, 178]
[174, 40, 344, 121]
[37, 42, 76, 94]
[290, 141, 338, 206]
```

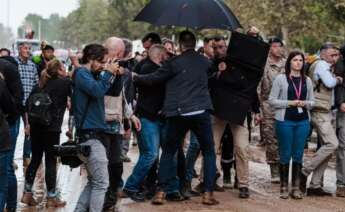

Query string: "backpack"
[27, 88, 53, 126]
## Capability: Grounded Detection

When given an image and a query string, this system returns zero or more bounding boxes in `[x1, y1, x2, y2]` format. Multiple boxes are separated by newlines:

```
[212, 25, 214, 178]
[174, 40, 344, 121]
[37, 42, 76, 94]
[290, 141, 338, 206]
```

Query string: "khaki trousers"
[211, 115, 250, 188]
[303, 112, 339, 188]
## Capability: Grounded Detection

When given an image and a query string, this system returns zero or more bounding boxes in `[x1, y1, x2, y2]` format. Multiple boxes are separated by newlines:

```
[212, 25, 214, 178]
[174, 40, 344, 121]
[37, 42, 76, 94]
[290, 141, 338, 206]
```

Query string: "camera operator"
[72, 44, 122, 212]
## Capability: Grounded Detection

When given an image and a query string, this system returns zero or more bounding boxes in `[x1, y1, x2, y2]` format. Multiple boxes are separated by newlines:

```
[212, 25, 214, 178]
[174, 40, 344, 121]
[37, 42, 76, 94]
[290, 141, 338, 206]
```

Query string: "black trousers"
[25, 128, 60, 193]
[158, 113, 217, 192]
[103, 133, 123, 194]
[221, 124, 234, 178]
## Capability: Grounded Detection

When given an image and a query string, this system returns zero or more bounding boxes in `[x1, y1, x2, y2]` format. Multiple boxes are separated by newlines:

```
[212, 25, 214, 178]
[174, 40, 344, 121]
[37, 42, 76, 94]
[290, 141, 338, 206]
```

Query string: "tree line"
[16, 0, 345, 53]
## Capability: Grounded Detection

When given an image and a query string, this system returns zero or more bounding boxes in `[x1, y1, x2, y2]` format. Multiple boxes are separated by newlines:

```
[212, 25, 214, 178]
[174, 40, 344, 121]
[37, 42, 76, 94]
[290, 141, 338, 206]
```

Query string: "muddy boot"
[336, 185, 345, 197]
[291, 162, 303, 199]
[238, 187, 250, 198]
[270, 163, 280, 184]
[151, 191, 166, 205]
[279, 164, 289, 199]
[103, 190, 118, 210]
[202, 192, 219, 205]
[46, 196, 67, 208]
[223, 175, 232, 189]
[299, 169, 308, 194]
[21, 192, 38, 206]
[181, 181, 200, 198]
[234, 175, 239, 189]
[222, 162, 232, 189]
[194, 182, 205, 193]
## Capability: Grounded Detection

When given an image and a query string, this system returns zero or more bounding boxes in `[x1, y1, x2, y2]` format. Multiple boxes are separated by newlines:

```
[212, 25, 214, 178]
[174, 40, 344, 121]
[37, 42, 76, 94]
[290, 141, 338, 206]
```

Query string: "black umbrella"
[134, 0, 241, 31]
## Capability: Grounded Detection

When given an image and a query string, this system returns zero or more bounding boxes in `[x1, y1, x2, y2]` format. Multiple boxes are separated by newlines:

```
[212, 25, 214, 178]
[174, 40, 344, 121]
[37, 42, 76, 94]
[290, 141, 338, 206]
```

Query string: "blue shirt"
[72, 67, 113, 131]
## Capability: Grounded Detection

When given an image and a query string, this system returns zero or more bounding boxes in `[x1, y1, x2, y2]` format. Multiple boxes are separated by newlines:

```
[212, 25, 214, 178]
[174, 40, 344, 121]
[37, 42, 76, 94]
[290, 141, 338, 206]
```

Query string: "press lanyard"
[289, 76, 302, 100]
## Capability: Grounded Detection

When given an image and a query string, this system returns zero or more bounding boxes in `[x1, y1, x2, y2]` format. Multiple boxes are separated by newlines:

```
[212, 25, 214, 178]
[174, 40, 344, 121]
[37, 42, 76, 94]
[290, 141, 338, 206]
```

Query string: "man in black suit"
[209, 36, 262, 199]
[132, 31, 218, 205]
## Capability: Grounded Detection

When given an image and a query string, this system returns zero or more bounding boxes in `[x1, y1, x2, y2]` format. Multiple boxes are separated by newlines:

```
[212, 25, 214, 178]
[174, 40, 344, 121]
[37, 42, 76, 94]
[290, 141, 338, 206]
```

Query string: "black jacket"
[134, 49, 213, 117]
[335, 59, 345, 108]
[0, 57, 23, 124]
[209, 59, 262, 125]
[28, 78, 71, 132]
[0, 79, 16, 151]
[134, 59, 165, 120]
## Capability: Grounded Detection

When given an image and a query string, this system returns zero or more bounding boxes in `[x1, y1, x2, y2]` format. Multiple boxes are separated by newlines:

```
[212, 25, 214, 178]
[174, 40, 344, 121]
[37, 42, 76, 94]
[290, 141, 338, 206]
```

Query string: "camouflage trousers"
[261, 102, 280, 164]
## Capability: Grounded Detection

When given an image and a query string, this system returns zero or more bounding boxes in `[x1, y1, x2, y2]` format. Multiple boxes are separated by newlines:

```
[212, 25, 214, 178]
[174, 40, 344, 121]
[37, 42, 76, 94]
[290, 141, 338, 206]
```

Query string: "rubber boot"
[291, 162, 303, 199]
[270, 163, 280, 184]
[280, 164, 289, 199]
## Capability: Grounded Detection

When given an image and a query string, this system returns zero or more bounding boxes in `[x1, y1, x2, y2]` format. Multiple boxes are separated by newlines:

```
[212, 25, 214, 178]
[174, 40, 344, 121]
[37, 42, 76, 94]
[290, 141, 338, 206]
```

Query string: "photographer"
[72, 44, 121, 212]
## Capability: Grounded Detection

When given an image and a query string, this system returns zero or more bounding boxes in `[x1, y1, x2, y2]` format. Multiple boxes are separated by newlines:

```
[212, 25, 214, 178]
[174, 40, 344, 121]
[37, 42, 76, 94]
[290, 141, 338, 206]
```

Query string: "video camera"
[54, 143, 90, 157]
[53, 141, 91, 168]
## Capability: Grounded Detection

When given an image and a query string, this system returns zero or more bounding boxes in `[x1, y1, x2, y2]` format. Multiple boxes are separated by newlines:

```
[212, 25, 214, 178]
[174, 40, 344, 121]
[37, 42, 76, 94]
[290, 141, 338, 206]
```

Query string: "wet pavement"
[12, 118, 345, 212]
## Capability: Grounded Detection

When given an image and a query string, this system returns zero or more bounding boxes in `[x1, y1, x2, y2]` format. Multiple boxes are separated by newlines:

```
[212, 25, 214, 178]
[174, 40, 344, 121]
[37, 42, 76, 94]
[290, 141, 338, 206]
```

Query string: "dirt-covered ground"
[13, 118, 345, 212]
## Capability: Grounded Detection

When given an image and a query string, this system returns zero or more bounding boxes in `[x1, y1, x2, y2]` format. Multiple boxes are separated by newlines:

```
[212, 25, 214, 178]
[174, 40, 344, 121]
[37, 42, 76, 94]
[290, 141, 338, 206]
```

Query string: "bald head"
[104, 37, 125, 60]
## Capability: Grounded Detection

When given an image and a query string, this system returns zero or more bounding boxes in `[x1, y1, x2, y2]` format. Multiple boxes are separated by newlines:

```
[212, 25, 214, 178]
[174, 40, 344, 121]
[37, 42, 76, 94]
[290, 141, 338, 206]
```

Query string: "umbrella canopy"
[134, 0, 241, 31]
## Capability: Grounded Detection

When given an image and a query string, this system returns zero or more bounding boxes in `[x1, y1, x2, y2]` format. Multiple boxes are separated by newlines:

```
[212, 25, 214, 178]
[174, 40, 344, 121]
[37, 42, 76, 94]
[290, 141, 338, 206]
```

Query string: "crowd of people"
[0, 27, 345, 212]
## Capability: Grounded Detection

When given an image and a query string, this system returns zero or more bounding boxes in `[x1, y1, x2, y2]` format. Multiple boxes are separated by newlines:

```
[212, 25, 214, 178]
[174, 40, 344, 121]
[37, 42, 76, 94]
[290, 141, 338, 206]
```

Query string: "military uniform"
[258, 57, 286, 164]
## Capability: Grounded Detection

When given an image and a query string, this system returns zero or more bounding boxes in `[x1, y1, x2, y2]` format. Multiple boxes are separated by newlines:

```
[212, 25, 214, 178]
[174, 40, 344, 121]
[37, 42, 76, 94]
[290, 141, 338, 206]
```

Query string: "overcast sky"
[0, 0, 79, 35]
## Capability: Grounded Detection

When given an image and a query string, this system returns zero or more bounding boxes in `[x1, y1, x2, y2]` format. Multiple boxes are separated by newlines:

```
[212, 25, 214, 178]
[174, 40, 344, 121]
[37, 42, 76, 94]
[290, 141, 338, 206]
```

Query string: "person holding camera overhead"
[21, 59, 71, 208]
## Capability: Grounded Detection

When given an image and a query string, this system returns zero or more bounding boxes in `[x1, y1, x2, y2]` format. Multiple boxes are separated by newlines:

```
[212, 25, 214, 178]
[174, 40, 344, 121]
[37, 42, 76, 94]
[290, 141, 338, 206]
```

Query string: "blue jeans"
[185, 132, 200, 182]
[0, 151, 10, 211]
[158, 113, 216, 192]
[275, 119, 310, 165]
[125, 118, 178, 193]
[7, 119, 20, 209]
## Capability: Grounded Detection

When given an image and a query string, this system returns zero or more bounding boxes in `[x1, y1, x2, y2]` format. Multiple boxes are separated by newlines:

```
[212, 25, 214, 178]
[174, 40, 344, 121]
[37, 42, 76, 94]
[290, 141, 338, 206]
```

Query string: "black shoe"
[165, 192, 185, 202]
[307, 188, 333, 197]
[214, 183, 225, 192]
[280, 164, 290, 199]
[181, 181, 200, 198]
[6, 208, 16, 212]
[239, 187, 250, 199]
[103, 190, 117, 210]
[194, 182, 205, 193]
[144, 187, 156, 200]
[299, 172, 308, 194]
[123, 189, 145, 202]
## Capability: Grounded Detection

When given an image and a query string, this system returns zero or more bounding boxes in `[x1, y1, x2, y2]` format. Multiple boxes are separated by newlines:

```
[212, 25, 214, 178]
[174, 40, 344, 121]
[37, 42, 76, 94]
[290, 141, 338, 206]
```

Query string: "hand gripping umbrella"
[134, 0, 241, 31]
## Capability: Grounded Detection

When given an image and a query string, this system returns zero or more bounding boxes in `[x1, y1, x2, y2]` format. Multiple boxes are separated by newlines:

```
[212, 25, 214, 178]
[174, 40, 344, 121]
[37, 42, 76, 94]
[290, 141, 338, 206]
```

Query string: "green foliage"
[225, 0, 345, 52]
[16, 0, 345, 52]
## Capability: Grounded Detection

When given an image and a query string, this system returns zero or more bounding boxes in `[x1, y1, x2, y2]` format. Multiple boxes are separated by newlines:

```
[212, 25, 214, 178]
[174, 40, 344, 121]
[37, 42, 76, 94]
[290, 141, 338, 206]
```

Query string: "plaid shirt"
[15, 57, 39, 106]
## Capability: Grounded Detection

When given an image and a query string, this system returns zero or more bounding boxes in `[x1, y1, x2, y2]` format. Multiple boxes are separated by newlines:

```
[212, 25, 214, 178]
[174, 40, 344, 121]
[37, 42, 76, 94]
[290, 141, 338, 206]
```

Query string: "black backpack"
[27, 88, 53, 126]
